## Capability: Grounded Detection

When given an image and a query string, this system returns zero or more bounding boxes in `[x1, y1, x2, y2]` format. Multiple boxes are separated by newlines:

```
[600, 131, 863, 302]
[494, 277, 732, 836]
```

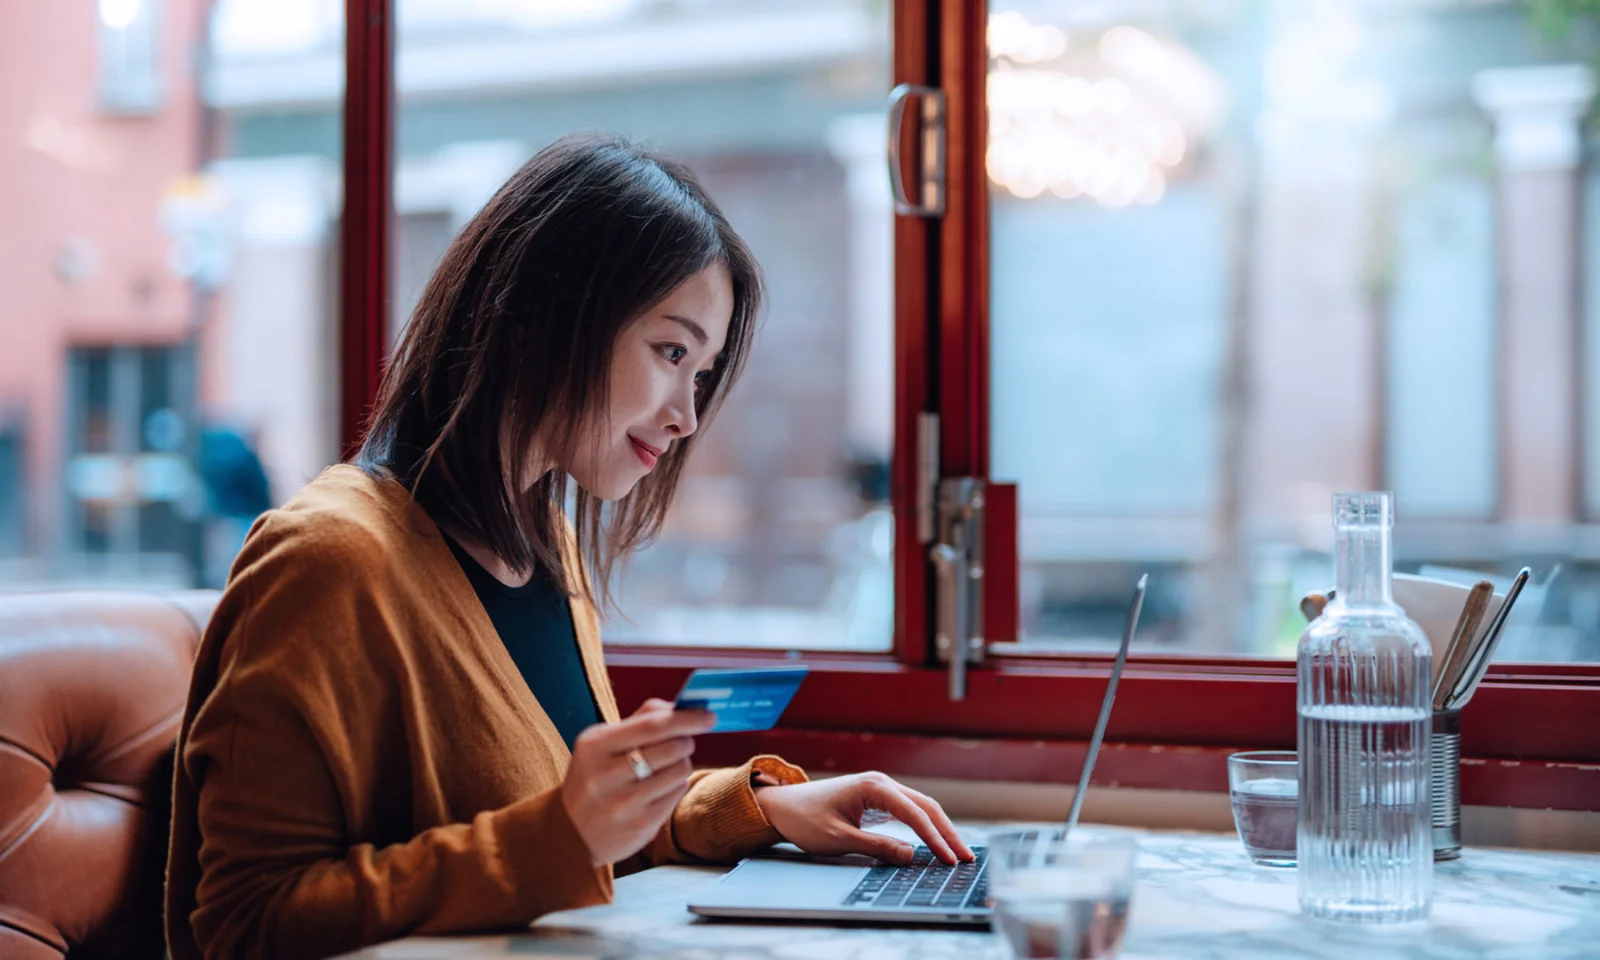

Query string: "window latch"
[918, 413, 985, 701]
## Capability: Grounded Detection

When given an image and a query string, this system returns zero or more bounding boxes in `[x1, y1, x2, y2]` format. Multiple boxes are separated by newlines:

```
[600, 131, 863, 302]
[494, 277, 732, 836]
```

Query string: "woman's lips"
[630, 436, 660, 469]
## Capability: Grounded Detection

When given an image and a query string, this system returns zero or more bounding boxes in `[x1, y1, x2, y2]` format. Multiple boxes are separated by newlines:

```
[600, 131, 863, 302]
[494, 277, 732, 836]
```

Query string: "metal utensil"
[1431, 580, 1494, 712]
[1064, 573, 1146, 838]
[1445, 567, 1531, 710]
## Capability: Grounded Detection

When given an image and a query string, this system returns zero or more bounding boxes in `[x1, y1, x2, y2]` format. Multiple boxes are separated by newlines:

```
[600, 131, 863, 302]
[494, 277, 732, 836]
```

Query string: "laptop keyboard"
[841, 846, 989, 911]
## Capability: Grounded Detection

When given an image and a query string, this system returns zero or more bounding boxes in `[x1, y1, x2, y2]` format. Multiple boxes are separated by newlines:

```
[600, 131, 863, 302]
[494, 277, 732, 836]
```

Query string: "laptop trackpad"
[693, 857, 866, 908]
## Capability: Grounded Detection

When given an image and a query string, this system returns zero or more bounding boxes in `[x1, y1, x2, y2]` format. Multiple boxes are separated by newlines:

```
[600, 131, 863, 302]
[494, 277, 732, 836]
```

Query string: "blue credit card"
[673, 667, 808, 733]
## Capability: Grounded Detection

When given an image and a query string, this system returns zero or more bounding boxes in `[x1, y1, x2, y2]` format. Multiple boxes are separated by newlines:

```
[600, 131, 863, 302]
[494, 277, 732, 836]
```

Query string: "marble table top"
[349, 826, 1600, 960]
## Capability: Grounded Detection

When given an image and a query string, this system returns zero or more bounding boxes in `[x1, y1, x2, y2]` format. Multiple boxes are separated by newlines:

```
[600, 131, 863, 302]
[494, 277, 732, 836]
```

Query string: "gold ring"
[627, 748, 653, 782]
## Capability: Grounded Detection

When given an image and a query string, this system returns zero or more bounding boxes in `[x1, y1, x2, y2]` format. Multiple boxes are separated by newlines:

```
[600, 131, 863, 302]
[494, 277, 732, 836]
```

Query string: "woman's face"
[563, 263, 734, 500]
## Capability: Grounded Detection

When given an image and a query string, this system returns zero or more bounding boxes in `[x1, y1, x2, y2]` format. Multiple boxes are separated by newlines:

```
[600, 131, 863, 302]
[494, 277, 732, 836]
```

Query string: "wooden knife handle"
[1432, 580, 1494, 711]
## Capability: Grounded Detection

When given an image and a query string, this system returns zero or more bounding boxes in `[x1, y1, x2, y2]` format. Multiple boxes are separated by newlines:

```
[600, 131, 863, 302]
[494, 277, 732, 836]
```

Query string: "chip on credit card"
[672, 666, 808, 733]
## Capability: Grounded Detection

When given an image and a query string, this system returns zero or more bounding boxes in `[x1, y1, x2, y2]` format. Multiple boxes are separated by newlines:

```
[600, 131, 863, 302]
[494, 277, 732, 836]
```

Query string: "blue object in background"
[198, 426, 270, 519]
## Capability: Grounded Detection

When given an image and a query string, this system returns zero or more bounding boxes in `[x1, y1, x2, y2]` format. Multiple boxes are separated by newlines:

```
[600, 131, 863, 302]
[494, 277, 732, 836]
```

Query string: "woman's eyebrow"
[663, 314, 709, 345]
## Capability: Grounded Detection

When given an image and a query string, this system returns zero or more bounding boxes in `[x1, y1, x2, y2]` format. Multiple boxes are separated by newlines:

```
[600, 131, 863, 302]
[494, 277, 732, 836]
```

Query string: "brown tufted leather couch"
[0, 590, 219, 960]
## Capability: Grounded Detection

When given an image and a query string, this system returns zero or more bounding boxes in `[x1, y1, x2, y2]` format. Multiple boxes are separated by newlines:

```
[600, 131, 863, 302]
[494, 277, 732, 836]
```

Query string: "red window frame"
[341, 0, 392, 462]
[341, 0, 1600, 812]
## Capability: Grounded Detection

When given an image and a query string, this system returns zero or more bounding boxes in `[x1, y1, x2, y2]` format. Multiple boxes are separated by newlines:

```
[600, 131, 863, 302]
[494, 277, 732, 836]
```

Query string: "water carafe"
[1297, 491, 1433, 922]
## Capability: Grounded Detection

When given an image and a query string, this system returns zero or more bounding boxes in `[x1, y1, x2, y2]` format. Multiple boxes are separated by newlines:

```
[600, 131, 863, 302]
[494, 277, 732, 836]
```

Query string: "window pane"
[989, 1, 1600, 662]
[99, 0, 166, 114]
[1585, 168, 1600, 516]
[0, 417, 23, 557]
[393, 0, 895, 651]
[1386, 174, 1496, 518]
[2, 1, 342, 590]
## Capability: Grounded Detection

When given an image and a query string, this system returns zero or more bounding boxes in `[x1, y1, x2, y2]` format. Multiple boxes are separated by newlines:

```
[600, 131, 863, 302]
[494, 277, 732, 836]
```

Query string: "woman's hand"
[753, 772, 976, 866]
[561, 699, 716, 866]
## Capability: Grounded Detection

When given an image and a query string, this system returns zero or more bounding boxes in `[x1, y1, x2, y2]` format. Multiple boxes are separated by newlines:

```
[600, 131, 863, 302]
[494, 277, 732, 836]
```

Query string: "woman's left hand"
[753, 772, 976, 866]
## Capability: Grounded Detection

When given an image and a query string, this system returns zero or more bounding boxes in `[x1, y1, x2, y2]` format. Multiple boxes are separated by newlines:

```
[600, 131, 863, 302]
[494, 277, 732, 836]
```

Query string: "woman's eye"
[661, 344, 688, 365]
[694, 369, 713, 387]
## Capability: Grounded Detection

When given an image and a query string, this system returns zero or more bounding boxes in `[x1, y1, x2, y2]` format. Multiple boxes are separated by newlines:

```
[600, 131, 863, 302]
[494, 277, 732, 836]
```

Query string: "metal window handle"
[918, 415, 987, 701]
[930, 541, 969, 701]
[930, 477, 986, 701]
[887, 83, 946, 218]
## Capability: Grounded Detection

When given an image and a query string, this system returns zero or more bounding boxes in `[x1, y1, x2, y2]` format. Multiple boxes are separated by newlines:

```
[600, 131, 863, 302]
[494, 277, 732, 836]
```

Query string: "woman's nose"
[669, 404, 698, 439]
[664, 386, 698, 439]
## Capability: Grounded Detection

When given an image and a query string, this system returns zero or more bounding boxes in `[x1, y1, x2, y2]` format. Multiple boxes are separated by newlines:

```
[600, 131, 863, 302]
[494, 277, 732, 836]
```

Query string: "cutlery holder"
[1430, 708, 1462, 860]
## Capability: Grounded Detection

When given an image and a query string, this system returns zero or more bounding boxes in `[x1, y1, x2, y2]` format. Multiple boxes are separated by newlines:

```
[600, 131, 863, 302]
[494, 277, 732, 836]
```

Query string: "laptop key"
[875, 890, 911, 908]
[846, 861, 924, 907]
[965, 880, 989, 908]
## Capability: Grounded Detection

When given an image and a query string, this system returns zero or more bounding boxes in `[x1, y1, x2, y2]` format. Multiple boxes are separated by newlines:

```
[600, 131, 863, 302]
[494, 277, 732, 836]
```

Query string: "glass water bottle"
[1297, 491, 1433, 922]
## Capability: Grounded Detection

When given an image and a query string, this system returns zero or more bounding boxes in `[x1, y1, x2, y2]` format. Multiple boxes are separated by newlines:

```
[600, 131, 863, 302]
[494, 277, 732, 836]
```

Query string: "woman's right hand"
[561, 698, 717, 866]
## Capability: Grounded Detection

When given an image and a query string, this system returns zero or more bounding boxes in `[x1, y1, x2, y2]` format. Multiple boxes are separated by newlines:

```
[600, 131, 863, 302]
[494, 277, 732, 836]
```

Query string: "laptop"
[686, 575, 1148, 926]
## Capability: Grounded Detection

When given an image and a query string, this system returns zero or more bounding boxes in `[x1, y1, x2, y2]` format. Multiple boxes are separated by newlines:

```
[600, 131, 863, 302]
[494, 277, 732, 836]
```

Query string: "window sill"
[608, 648, 1600, 809]
[687, 728, 1600, 813]
[608, 649, 1600, 762]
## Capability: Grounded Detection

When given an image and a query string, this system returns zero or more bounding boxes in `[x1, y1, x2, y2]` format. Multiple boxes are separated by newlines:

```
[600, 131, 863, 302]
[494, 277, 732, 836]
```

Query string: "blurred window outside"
[384, 0, 898, 651]
[3, 0, 898, 651]
[4, 0, 1599, 668]
[99, 0, 166, 114]
[987, 0, 1600, 665]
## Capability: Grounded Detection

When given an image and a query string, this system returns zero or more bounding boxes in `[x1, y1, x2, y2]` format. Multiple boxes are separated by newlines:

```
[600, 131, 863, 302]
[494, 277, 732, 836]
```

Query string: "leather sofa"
[0, 590, 219, 959]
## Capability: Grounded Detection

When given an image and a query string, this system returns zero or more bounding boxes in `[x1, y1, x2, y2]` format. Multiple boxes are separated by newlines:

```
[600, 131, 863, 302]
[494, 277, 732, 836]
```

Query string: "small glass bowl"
[1227, 750, 1297, 867]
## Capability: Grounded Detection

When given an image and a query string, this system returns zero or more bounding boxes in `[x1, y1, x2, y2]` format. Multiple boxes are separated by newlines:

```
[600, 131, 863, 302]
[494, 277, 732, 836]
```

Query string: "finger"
[583, 699, 674, 752]
[602, 736, 696, 794]
[642, 735, 696, 771]
[636, 777, 691, 830]
[594, 707, 715, 754]
[900, 786, 975, 861]
[630, 698, 675, 717]
[840, 827, 916, 865]
[866, 781, 958, 864]
[638, 758, 695, 805]
[613, 708, 715, 753]
[611, 761, 692, 832]
[611, 751, 694, 803]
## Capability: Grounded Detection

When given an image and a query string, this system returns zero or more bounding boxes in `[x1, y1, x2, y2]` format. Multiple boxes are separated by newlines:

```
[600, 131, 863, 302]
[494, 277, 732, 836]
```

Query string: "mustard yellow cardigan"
[166, 465, 804, 959]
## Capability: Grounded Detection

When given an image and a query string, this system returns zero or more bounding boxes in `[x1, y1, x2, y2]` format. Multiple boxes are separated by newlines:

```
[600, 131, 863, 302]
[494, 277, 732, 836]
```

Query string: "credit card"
[673, 666, 809, 733]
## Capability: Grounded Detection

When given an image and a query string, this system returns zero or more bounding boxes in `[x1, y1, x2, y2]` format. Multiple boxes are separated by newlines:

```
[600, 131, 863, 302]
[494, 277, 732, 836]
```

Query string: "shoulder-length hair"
[357, 132, 763, 610]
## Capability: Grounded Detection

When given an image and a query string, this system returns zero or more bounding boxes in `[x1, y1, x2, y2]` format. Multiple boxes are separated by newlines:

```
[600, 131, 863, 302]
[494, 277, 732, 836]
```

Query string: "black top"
[442, 534, 599, 751]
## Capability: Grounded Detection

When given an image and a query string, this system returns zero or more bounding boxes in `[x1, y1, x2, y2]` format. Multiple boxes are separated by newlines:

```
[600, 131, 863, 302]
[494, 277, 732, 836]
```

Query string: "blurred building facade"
[0, 0, 211, 586]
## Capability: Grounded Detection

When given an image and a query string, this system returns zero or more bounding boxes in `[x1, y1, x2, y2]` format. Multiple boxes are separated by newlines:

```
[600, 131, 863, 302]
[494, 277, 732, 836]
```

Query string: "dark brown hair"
[357, 132, 762, 609]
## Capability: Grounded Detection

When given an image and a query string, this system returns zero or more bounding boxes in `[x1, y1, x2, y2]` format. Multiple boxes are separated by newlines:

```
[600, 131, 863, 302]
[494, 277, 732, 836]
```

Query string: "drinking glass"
[1228, 750, 1298, 866]
[985, 828, 1137, 960]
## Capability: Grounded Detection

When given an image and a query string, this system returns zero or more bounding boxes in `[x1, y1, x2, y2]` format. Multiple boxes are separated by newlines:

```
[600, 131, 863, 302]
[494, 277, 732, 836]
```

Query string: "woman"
[165, 133, 972, 960]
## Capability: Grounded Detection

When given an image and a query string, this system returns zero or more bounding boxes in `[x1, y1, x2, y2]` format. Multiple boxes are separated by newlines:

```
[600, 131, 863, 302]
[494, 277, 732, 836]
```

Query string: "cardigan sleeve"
[616, 755, 809, 877]
[177, 522, 611, 960]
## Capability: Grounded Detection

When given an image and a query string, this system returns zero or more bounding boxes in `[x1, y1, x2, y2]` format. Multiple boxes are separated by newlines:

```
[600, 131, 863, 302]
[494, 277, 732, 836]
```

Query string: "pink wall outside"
[0, 0, 205, 553]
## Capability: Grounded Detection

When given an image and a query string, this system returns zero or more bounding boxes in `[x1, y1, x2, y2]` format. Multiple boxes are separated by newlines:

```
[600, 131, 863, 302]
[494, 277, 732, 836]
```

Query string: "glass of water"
[1227, 751, 1298, 866]
[985, 828, 1138, 960]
